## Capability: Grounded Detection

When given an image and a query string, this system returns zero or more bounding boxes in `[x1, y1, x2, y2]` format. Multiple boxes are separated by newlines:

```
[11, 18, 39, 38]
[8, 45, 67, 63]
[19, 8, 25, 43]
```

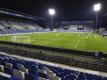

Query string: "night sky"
[0, 0, 107, 21]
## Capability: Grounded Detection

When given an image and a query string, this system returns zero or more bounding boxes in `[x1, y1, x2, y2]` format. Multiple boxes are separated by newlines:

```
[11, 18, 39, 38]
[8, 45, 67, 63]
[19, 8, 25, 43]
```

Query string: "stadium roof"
[61, 21, 94, 25]
[0, 7, 45, 21]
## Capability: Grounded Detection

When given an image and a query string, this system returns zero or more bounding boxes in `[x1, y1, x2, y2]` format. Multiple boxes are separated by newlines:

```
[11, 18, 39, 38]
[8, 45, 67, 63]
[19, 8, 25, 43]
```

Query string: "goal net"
[11, 35, 31, 44]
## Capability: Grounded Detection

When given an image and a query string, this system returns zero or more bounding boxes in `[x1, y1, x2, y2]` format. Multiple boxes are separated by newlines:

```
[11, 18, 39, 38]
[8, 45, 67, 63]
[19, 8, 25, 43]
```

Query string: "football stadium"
[0, 0, 106, 80]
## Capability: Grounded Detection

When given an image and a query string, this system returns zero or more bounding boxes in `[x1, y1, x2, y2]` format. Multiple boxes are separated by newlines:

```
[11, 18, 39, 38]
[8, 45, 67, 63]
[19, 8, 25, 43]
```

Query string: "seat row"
[0, 54, 107, 80]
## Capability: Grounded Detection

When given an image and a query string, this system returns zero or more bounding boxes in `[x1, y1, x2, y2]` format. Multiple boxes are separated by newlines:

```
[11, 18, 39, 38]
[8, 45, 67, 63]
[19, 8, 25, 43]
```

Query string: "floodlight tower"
[93, 3, 101, 28]
[48, 8, 55, 31]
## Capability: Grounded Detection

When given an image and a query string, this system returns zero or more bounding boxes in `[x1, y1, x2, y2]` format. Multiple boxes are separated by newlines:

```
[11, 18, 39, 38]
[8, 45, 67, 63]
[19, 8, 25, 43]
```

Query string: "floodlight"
[48, 8, 56, 31]
[48, 8, 55, 16]
[93, 3, 101, 12]
[93, 3, 101, 28]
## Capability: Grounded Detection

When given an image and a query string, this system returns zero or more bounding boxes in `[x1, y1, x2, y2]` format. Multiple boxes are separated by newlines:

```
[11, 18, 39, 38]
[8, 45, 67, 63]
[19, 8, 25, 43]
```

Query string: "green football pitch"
[0, 32, 107, 54]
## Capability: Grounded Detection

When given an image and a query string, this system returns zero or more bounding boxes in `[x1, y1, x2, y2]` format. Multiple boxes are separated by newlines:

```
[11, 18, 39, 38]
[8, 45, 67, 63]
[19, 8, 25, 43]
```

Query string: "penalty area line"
[75, 40, 80, 49]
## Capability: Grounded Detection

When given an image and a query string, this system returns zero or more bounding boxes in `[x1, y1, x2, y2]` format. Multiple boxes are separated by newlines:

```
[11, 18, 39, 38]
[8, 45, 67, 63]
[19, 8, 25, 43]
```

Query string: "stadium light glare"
[93, 3, 101, 28]
[48, 8, 56, 31]
[93, 3, 101, 12]
[48, 8, 55, 16]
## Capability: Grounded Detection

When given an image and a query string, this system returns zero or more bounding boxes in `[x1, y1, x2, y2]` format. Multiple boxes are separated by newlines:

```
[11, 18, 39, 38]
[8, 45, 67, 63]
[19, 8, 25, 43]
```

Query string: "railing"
[0, 45, 107, 72]
[0, 41, 106, 58]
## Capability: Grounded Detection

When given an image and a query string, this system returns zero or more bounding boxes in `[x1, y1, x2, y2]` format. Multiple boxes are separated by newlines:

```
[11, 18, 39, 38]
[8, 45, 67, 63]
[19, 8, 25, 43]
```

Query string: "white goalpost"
[11, 35, 31, 44]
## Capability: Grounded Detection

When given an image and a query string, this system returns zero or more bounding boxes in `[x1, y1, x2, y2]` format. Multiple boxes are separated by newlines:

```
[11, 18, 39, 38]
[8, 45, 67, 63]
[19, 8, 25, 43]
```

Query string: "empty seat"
[19, 67, 28, 74]
[0, 75, 10, 80]
[0, 54, 107, 80]
[48, 75, 61, 80]
[30, 65, 38, 71]
[38, 72, 47, 79]
[43, 67, 55, 76]
[25, 74, 37, 80]
[5, 62, 13, 69]
[38, 77, 47, 80]
[13, 69, 25, 80]
[4, 67, 12, 75]
[0, 71, 11, 80]
[17, 64, 24, 70]
[38, 69, 46, 74]
[0, 65, 4, 72]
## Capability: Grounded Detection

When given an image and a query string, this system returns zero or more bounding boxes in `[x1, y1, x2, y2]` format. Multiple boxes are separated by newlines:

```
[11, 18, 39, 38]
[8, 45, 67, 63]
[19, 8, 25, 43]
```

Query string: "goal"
[11, 35, 31, 44]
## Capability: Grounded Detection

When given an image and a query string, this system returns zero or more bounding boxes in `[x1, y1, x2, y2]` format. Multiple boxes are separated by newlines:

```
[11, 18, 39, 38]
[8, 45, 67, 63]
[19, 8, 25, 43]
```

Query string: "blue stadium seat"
[0, 75, 10, 80]
[0, 54, 107, 80]
[25, 74, 38, 80]
[4, 67, 13, 75]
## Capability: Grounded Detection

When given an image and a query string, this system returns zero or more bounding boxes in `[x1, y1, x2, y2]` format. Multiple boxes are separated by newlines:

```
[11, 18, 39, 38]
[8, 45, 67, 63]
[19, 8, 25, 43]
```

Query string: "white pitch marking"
[75, 40, 80, 49]
[71, 40, 75, 48]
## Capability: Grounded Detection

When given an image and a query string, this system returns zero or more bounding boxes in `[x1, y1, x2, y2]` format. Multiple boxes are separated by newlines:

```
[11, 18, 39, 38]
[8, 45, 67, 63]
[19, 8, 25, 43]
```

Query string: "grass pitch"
[0, 32, 107, 54]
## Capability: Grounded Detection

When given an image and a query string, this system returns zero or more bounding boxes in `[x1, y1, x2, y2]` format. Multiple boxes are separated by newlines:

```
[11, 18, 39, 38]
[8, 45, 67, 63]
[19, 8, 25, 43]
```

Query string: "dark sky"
[0, 0, 106, 21]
